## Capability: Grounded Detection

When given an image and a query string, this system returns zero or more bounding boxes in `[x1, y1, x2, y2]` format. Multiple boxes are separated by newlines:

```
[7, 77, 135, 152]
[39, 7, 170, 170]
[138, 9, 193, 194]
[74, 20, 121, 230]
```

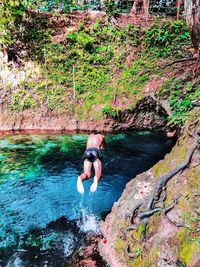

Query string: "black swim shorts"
[82, 147, 102, 163]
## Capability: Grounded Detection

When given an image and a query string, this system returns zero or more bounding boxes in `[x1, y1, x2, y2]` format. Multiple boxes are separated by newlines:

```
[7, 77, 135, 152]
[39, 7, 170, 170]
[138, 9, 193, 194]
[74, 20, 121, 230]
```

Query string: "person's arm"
[100, 135, 106, 149]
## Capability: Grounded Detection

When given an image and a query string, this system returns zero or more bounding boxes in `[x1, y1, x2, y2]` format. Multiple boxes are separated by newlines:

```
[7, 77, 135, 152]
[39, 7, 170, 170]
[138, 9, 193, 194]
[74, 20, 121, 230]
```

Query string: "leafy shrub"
[105, 0, 118, 18]
[0, 0, 26, 46]
[12, 89, 36, 111]
[145, 20, 190, 47]
[159, 79, 199, 127]
[102, 106, 121, 118]
[144, 19, 190, 58]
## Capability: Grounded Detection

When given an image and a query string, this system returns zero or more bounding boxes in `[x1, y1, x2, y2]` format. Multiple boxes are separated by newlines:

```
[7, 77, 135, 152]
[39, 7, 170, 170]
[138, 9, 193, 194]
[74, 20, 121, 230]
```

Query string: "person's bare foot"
[77, 176, 84, 194]
[90, 176, 98, 192]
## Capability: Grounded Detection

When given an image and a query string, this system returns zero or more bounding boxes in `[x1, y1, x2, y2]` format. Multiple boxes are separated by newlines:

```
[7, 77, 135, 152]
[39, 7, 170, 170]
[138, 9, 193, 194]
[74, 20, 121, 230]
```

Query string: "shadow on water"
[0, 131, 176, 266]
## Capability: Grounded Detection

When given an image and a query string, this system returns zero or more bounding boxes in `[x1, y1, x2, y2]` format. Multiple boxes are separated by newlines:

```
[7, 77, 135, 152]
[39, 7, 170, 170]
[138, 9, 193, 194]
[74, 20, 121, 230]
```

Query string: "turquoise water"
[0, 132, 175, 266]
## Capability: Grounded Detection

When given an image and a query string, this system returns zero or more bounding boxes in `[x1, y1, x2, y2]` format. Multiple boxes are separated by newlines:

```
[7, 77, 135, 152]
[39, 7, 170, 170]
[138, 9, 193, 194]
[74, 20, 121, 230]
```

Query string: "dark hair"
[92, 130, 100, 134]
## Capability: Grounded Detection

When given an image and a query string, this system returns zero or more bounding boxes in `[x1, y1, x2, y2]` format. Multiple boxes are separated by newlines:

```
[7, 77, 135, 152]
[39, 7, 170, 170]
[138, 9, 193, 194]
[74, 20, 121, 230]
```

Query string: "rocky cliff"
[99, 109, 200, 267]
[0, 96, 168, 134]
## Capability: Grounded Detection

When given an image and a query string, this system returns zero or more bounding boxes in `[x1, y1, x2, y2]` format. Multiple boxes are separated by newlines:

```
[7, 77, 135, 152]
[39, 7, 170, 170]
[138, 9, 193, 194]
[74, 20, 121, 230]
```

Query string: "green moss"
[138, 222, 146, 238]
[153, 163, 170, 177]
[113, 214, 118, 230]
[177, 219, 200, 266]
[152, 137, 189, 178]
[115, 238, 125, 251]
[177, 229, 187, 244]
[121, 218, 128, 230]
[130, 230, 140, 241]
[143, 247, 159, 267]
[179, 241, 199, 266]
[187, 168, 200, 189]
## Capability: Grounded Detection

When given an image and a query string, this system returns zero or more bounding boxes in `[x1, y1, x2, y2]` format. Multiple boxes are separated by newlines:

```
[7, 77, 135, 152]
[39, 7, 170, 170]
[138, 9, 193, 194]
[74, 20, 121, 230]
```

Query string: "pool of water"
[0, 132, 175, 266]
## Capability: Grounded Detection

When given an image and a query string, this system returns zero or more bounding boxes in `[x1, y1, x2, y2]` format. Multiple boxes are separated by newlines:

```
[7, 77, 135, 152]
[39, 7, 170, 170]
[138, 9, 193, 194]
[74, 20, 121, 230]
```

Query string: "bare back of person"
[86, 134, 104, 149]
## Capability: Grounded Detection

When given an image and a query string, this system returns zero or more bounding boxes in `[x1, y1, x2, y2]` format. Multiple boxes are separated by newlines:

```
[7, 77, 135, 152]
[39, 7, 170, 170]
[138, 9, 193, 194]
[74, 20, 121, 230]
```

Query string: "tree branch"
[153, 144, 197, 200]
[138, 207, 161, 220]
[130, 202, 142, 224]
[186, 118, 200, 137]
[140, 143, 197, 239]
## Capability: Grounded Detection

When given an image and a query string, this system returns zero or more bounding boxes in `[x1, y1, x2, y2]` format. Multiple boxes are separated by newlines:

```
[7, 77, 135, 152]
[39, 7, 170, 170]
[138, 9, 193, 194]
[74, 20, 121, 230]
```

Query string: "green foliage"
[102, 106, 121, 118]
[134, 247, 143, 258]
[182, 209, 200, 238]
[20, 15, 55, 61]
[11, 89, 36, 111]
[105, 0, 118, 18]
[145, 20, 190, 57]
[24, 234, 42, 247]
[177, 222, 200, 267]
[158, 79, 200, 127]
[0, 0, 26, 46]
[33, 19, 141, 115]
[24, 0, 101, 13]
[2, 14, 193, 118]
[145, 20, 189, 47]
[47, 86, 69, 111]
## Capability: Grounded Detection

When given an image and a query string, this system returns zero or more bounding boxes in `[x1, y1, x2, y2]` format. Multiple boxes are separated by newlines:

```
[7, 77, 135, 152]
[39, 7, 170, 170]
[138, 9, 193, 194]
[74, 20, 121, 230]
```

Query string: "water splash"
[78, 193, 101, 234]
[79, 209, 100, 234]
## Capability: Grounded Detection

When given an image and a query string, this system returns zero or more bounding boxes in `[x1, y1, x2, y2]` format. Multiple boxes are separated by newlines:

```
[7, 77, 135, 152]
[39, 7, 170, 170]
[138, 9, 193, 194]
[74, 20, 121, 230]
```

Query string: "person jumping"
[77, 132, 105, 194]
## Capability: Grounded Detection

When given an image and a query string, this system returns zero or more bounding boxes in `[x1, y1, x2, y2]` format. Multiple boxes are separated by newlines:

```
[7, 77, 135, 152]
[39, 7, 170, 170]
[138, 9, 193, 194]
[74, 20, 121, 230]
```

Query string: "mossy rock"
[178, 241, 199, 266]
[115, 238, 125, 252]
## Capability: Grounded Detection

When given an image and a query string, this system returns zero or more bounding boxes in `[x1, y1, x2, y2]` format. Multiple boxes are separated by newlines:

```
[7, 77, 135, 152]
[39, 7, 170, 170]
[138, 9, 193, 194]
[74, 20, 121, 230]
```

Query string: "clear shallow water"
[0, 132, 175, 266]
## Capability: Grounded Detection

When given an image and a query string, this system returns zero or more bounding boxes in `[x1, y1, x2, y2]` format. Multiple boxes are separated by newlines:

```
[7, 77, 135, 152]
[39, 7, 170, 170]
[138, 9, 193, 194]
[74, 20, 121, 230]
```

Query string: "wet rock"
[67, 234, 108, 267]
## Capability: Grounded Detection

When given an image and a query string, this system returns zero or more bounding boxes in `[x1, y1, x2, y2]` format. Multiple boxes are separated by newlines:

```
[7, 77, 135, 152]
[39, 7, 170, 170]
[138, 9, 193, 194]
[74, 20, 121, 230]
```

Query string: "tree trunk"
[143, 0, 149, 20]
[130, 0, 143, 15]
[184, 0, 200, 76]
[100, 0, 106, 11]
[58, 1, 61, 16]
[130, 0, 149, 20]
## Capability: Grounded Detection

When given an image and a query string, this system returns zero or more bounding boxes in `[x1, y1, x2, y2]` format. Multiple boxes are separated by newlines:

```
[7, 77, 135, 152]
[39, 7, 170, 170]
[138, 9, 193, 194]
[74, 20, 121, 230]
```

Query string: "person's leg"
[82, 159, 92, 180]
[90, 159, 102, 192]
[77, 160, 92, 194]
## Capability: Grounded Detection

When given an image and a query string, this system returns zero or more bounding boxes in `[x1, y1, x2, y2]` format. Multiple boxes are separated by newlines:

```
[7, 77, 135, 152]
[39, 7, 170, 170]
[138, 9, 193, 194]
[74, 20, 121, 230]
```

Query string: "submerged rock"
[3, 217, 81, 267]
[6, 252, 24, 267]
